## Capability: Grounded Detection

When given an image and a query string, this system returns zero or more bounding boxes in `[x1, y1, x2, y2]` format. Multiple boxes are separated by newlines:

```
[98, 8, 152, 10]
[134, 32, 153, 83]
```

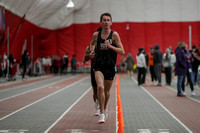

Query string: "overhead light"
[66, 0, 74, 8]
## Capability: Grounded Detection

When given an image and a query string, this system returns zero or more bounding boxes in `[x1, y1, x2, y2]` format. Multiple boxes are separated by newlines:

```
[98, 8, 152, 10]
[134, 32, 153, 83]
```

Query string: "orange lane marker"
[116, 75, 125, 133]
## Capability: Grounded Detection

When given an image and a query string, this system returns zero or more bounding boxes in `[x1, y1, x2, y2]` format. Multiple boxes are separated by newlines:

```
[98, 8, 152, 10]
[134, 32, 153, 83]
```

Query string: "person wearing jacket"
[163, 48, 172, 86]
[153, 44, 163, 86]
[185, 44, 195, 95]
[136, 48, 147, 85]
[148, 47, 157, 85]
[125, 53, 134, 77]
[175, 41, 187, 97]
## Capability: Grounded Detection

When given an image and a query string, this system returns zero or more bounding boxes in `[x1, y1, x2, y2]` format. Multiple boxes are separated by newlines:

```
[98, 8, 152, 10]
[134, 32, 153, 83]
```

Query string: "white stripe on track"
[146, 75, 200, 103]
[0, 76, 57, 93]
[44, 87, 91, 133]
[168, 80, 200, 103]
[0, 77, 89, 121]
[131, 77, 193, 133]
[0, 76, 75, 102]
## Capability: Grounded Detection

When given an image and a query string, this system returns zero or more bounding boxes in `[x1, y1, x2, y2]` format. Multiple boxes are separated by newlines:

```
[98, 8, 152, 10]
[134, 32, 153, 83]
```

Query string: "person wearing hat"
[136, 48, 147, 85]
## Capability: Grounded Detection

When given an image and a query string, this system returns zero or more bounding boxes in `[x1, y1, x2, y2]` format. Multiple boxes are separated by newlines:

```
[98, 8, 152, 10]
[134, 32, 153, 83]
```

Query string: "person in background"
[169, 46, 176, 80]
[153, 44, 163, 86]
[119, 55, 126, 73]
[63, 54, 69, 74]
[191, 46, 200, 87]
[21, 50, 29, 79]
[125, 53, 134, 77]
[163, 48, 172, 86]
[148, 47, 157, 85]
[8, 54, 14, 79]
[71, 54, 77, 74]
[143, 48, 148, 85]
[184, 44, 195, 96]
[175, 41, 187, 97]
[136, 48, 147, 85]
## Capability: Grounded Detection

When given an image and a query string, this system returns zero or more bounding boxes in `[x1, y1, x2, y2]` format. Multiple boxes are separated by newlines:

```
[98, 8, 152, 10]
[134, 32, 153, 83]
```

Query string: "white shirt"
[136, 53, 146, 68]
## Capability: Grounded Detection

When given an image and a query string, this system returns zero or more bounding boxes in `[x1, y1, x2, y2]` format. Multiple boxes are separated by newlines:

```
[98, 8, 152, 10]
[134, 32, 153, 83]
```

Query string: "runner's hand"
[90, 50, 95, 58]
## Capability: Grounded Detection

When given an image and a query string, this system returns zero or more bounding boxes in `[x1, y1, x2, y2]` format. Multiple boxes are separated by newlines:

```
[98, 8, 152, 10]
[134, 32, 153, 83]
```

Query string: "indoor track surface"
[0, 73, 200, 133]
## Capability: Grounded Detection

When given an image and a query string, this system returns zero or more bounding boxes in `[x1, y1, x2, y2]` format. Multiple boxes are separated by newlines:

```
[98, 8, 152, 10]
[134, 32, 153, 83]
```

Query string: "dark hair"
[100, 13, 112, 22]
[139, 48, 144, 52]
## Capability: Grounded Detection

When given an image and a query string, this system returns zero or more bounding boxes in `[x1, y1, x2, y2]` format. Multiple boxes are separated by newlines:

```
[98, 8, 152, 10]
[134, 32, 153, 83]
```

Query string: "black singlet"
[95, 30, 117, 68]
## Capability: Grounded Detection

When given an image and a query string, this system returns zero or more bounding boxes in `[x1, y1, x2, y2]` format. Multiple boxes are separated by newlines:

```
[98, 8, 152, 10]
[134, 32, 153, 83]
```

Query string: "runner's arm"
[105, 31, 125, 55]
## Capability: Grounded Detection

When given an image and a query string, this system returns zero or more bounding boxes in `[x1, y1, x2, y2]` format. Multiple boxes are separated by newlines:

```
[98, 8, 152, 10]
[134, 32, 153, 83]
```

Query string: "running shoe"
[192, 91, 195, 96]
[98, 114, 105, 124]
[95, 99, 100, 109]
[105, 108, 108, 119]
[95, 108, 100, 116]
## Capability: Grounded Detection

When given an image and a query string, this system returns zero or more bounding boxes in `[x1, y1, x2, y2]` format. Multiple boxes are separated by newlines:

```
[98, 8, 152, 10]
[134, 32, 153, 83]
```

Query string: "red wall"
[1, 10, 200, 66]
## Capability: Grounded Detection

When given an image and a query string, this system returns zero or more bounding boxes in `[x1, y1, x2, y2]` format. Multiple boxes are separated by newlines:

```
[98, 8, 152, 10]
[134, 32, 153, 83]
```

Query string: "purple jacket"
[175, 47, 187, 75]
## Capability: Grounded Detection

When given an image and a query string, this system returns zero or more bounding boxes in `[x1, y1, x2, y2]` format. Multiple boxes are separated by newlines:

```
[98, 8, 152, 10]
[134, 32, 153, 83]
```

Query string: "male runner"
[83, 27, 102, 116]
[89, 13, 125, 123]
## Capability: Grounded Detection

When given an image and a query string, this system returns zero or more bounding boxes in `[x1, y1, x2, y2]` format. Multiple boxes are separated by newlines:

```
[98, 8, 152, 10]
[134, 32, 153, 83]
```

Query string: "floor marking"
[0, 76, 56, 93]
[0, 129, 29, 133]
[0, 76, 75, 102]
[137, 129, 170, 133]
[131, 77, 193, 133]
[166, 81, 200, 103]
[146, 75, 200, 103]
[0, 77, 89, 121]
[137, 129, 151, 133]
[44, 87, 91, 133]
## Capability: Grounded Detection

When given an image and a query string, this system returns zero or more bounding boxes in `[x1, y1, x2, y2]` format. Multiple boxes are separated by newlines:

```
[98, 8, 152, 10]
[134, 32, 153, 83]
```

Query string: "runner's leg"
[95, 71, 105, 114]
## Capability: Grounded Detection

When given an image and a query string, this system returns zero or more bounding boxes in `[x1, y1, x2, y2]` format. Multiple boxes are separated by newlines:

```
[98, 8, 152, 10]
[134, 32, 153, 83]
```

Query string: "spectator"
[185, 44, 195, 95]
[143, 48, 148, 83]
[119, 55, 126, 73]
[21, 50, 29, 79]
[136, 48, 147, 85]
[125, 53, 134, 77]
[71, 54, 77, 74]
[175, 41, 187, 97]
[192, 47, 200, 87]
[153, 44, 163, 86]
[148, 47, 157, 85]
[63, 54, 69, 74]
[169, 46, 176, 79]
[162, 48, 172, 86]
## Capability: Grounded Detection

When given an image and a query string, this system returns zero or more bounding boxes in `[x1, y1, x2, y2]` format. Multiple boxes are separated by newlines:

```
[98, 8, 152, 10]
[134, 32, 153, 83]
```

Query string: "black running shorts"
[91, 69, 97, 88]
[94, 65, 115, 80]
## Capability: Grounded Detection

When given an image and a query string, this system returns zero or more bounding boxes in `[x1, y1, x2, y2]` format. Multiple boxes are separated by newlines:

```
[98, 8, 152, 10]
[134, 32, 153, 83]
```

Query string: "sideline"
[131, 77, 192, 133]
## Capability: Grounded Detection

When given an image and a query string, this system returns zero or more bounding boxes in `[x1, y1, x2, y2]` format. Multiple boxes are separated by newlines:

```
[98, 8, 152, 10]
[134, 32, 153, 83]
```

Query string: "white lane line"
[0, 76, 75, 102]
[0, 76, 57, 93]
[0, 77, 89, 121]
[146, 75, 200, 103]
[44, 87, 92, 133]
[131, 77, 193, 133]
[167, 80, 200, 103]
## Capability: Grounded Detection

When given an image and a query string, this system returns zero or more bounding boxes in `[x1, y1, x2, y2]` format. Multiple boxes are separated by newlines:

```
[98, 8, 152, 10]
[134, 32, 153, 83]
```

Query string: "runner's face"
[101, 16, 112, 30]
